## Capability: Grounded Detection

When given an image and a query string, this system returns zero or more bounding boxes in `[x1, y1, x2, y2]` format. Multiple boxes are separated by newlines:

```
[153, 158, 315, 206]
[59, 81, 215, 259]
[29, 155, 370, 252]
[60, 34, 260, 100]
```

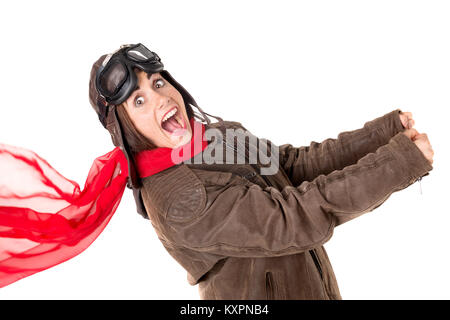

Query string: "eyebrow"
[130, 73, 155, 97]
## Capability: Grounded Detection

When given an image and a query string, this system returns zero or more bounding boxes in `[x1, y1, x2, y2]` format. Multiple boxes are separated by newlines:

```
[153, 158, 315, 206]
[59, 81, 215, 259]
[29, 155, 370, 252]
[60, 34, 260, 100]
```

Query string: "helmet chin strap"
[105, 105, 141, 189]
[105, 104, 149, 219]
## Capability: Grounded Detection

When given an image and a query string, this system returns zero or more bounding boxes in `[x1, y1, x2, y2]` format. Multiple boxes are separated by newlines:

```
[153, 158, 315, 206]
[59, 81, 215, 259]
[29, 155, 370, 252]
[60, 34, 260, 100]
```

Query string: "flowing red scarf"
[0, 118, 207, 288]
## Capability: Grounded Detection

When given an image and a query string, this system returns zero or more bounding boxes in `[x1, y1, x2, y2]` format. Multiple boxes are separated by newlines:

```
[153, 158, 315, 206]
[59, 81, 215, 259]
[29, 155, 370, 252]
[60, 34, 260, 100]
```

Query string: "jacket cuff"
[388, 132, 433, 180]
[388, 108, 406, 134]
[364, 109, 405, 142]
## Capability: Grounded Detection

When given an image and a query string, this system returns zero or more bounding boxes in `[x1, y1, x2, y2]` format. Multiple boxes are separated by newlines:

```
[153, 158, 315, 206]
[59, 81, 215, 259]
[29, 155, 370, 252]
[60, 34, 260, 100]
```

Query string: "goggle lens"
[126, 44, 156, 62]
[99, 61, 127, 96]
[96, 43, 163, 104]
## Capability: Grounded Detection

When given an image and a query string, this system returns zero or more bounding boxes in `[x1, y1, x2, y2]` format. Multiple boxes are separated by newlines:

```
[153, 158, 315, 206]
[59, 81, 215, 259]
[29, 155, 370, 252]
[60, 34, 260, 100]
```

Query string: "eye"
[135, 96, 145, 107]
[154, 78, 165, 89]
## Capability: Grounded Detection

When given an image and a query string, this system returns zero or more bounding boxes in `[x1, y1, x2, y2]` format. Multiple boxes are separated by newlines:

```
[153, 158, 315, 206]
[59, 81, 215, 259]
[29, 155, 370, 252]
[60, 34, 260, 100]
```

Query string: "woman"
[0, 43, 434, 299]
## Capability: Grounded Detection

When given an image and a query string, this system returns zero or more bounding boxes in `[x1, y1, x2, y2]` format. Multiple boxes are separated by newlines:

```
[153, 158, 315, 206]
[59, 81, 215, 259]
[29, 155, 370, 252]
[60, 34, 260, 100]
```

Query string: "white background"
[0, 0, 449, 299]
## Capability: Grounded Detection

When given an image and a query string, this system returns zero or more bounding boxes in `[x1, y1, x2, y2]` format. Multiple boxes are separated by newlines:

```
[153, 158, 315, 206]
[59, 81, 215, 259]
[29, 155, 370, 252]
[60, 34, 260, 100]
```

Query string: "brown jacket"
[140, 109, 433, 300]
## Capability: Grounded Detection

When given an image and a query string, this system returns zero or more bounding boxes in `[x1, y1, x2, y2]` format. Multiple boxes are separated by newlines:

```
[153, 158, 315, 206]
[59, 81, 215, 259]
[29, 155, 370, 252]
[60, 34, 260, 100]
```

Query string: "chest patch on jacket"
[141, 164, 206, 223]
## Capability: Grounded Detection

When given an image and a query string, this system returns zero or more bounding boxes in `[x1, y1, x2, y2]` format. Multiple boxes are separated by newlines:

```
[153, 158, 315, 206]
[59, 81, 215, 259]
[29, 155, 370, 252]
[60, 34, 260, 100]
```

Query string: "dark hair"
[115, 102, 157, 153]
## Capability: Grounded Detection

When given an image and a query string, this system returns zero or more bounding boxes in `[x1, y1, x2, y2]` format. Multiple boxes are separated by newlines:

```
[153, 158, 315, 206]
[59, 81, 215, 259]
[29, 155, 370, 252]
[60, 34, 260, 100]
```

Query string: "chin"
[170, 130, 192, 148]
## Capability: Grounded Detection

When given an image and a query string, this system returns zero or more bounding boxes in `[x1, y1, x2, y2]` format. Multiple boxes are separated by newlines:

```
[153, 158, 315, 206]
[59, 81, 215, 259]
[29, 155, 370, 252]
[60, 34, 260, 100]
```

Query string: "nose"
[151, 90, 170, 110]
[159, 98, 170, 110]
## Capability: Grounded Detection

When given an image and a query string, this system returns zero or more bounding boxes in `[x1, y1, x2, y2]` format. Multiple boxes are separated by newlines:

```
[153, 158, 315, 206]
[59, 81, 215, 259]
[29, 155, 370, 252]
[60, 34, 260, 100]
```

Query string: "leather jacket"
[139, 109, 433, 299]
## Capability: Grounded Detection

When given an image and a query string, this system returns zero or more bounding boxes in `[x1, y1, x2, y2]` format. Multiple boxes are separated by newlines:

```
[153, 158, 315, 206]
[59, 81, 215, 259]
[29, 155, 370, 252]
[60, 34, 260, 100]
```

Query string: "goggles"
[95, 43, 164, 106]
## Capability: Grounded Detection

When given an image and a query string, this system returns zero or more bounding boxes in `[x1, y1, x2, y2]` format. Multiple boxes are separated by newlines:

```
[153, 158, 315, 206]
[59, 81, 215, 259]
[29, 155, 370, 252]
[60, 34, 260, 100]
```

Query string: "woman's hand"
[403, 128, 434, 165]
[399, 111, 415, 129]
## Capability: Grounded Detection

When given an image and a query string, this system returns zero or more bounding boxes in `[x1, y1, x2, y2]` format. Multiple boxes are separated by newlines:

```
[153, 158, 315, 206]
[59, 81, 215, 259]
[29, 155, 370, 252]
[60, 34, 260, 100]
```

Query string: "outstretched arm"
[151, 132, 432, 258]
[278, 109, 406, 186]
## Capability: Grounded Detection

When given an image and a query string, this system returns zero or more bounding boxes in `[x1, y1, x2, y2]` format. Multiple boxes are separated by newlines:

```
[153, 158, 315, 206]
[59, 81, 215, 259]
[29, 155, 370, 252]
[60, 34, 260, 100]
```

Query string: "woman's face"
[122, 70, 192, 148]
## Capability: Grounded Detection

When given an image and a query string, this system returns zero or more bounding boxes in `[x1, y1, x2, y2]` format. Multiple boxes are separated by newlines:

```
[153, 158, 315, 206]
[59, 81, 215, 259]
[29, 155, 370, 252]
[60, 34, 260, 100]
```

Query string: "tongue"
[162, 116, 182, 133]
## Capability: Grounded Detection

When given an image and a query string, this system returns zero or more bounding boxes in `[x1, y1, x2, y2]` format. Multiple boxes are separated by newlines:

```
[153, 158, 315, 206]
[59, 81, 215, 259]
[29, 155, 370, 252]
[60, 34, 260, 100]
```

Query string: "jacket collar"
[135, 117, 208, 178]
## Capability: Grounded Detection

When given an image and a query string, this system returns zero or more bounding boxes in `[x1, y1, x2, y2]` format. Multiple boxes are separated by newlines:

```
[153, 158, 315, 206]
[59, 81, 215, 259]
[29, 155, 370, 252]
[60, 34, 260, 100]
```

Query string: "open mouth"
[161, 106, 187, 136]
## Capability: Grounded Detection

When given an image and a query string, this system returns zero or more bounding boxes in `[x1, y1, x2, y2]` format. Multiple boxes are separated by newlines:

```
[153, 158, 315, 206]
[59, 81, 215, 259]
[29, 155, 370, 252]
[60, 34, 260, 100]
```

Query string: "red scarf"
[136, 117, 208, 178]
[0, 118, 207, 288]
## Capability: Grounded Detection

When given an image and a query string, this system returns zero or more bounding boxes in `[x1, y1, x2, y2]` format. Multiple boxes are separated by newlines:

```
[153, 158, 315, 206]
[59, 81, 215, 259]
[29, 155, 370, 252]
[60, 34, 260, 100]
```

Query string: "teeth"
[176, 116, 184, 128]
[162, 108, 177, 122]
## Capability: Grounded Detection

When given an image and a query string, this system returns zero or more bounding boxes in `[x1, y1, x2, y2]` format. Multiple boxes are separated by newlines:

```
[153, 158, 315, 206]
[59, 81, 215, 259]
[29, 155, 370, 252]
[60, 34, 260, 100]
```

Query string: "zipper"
[309, 250, 323, 280]
[243, 171, 257, 180]
[417, 176, 423, 195]
[251, 163, 272, 186]
[412, 172, 429, 195]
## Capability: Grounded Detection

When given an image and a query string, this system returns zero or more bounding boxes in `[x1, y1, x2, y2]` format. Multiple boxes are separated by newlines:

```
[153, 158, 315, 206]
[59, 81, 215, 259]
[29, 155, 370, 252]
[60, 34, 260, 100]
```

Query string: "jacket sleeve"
[279, 109, 406, 186]
[164, 132, 432, 258]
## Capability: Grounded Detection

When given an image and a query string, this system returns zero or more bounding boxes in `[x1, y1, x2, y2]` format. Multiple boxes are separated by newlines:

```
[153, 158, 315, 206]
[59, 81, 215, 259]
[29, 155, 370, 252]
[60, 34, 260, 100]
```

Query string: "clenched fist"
[402, 128, 434, 165]
[399, 111, 415, 129]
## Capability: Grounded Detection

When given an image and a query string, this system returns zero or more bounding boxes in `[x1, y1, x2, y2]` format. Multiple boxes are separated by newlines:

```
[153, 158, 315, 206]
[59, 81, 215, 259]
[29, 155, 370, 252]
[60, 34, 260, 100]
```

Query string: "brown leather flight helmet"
[88, 44, 223, 218]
